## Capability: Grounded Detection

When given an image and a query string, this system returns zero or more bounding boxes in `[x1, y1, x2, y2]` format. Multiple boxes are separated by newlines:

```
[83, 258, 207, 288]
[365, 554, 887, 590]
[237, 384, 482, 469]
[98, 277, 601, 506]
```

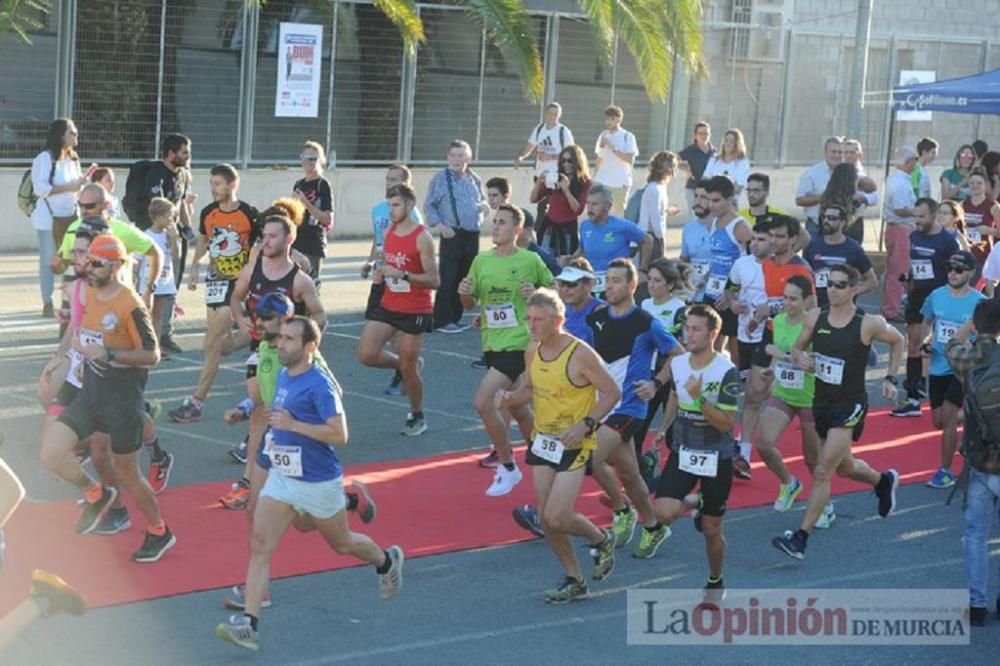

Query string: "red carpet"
[0, 408, 948, 612]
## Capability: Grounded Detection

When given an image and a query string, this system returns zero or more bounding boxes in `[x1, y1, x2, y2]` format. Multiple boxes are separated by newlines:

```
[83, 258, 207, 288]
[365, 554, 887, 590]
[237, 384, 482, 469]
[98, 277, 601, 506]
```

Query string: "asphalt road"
[0, 240, 997, 664]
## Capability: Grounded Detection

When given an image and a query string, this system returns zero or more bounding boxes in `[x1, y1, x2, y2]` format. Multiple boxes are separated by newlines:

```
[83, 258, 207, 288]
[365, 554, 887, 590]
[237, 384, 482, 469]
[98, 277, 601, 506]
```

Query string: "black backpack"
[123, 159, 157, 222]
[962, 343, 1000, 473]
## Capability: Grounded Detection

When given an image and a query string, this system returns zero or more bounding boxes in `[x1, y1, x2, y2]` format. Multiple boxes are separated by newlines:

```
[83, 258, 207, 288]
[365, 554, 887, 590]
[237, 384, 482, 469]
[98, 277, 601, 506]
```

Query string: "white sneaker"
[815, 502, 836, 529]
[485, 464, 523, 497]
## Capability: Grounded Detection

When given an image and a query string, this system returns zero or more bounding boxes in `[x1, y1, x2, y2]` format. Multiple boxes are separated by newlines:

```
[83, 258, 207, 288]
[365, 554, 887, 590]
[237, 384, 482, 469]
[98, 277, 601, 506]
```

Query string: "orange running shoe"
[148, 451, 174, 495]
[220, 479, 250, 510]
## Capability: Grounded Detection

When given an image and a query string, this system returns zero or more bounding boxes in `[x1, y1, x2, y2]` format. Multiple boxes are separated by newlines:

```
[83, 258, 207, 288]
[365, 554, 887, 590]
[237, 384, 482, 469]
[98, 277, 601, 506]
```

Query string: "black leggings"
[546, 220, 578, 256]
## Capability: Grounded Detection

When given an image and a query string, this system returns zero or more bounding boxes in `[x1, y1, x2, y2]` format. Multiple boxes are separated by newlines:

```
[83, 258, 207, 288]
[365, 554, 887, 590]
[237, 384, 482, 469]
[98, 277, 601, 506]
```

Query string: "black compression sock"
[614, 506, 631, 515]
[144, 437, 164, 460]
[644, 523, 662, 532]
[346, 492, 359, 511]
[244, 613, 258, 631]
[795, 529, 809, 544]
[503, 462, 515, 472]
[375, 550, 392, 574]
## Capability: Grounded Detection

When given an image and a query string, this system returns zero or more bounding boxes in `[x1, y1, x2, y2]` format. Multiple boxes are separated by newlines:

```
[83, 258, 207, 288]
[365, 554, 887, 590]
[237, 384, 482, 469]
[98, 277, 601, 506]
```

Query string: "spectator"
[882, 146, 919, 322]
[740, 172, 788, 224]
[940, 144, 976, 202]
[795, 135, 844, 236]
[425, 139, 489, 333]
[678, 121, 715, 208]
[514, 102, 574, 180]
[937, 200, 971, 252]
[913, 137, 939, 199]
[530, 144, 590, 257]
[980, 151, 1000, 201]
[592, 105, 638, 216]
[972, 139, 989, 165]
[636, 150, 680, 266]
[486, 176, 534, 228]
[90, 168, 122, 220]
[821, 162, 867, 244]
[31, 118, 86, 318]
[983, 242, 1000, 298]
[703, 128, 751, 194]
[292, 140, 334, 291]
[962, 170, 1000, 263]
[841, 138, 879, 241]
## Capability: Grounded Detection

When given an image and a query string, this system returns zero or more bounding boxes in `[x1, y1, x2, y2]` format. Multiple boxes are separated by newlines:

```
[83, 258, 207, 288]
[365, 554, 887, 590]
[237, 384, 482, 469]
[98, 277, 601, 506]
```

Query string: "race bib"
[205, 280, 229, 305]
[269, 445, 303, 477]
[67, 349, 84, 388]
[935, 319, 960, 345]
[911, 259, 934, 281]
[705, 275, 727, 298]
[767, 296, 784, 315]
[692, 260, 711, 280]
[814, 353, 845, 385]
[531, 432, 565, 464]
[815, 269, 830, 288]
[678, 446, 718, 478]
[592, 272, 608, 294]
[966, 228, 982, 244]
[485, 303, 517, 329]
[386, 276, 411, 293]
[775, 361, 805, 390]
[79, 328, 104, 348]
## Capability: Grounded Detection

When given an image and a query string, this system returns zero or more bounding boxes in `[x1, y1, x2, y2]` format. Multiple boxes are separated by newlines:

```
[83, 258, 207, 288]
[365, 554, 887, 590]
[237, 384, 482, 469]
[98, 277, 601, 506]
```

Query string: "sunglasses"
[87, 258, 114, 269]
[947, 265, 970, 273]
[79, 201, 102, 210]
[827, 280, 852, 290]
[822, 213, 843, 221]
[559, 158, 575, 164]
[256, 310, 290, 322]
[556, 280, 581, 288]
[299, 155, 319, 162]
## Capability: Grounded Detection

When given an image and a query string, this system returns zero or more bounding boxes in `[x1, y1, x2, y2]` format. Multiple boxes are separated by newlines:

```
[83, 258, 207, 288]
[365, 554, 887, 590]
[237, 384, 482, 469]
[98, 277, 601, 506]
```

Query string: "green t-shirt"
[59, 217, 154, 259]
[469, 247, 553, 352]
[257, 340, 331, 406]
[940, 168, 970, 202]
[768, 313, 815, 409]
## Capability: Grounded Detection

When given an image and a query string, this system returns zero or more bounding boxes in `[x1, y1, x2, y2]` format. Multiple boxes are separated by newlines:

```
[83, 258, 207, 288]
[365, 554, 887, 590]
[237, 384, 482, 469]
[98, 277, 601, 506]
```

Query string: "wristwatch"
[583, 416, 599, 435]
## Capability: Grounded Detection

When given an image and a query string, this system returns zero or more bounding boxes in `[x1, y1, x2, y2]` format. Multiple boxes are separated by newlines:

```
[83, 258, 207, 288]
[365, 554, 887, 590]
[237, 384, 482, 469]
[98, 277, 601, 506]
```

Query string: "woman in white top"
[31, 118, 86, 317]
[638, 150, 681, 266]
[703, 128, 751, 194]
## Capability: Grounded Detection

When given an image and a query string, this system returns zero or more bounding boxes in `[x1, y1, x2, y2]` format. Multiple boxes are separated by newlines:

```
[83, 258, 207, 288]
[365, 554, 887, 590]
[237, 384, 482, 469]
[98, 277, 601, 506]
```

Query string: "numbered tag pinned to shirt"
[911, 259, 934, 281]
[592, 272, 608, 294]
[79, 328, 104, 349]
[935, 319, 960, 345]
[705, 275, 727, 298]
[205, 280, 229, 305]
[678, 446, 718, 478]
[531, 432, 565, 464]
[485, 303, 517, 329]
[814, 353, 845, 385]
[692, 260, 711, 281]
[269, 445, 303, 477]
[966, 228, 982, 244]
[386, 275, 411, 293]
[815, 269, 830, 288]
[775, 361, 805, 390]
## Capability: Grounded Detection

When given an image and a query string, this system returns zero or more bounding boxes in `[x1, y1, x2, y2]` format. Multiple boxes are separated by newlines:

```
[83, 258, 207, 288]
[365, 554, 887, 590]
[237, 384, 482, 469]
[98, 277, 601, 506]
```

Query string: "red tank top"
[962, 196, 997, 260]
[381, 224, 433, 314]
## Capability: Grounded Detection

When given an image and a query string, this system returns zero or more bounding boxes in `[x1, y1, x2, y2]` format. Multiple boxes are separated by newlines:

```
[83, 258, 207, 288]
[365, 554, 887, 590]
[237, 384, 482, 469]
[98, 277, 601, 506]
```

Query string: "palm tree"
[0, 0, 51, 44]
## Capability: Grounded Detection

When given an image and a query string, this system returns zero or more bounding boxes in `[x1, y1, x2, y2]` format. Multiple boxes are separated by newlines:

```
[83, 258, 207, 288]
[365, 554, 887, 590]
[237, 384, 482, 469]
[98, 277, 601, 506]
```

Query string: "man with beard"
[680, 180, 715, 301]
[357, 184, 440, 436]
[803, 204, 878, 309]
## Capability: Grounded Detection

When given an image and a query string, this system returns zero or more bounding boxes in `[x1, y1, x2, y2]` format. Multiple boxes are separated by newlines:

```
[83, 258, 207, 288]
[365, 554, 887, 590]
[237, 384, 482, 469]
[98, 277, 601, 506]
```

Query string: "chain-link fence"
[0, 0, 996, 167]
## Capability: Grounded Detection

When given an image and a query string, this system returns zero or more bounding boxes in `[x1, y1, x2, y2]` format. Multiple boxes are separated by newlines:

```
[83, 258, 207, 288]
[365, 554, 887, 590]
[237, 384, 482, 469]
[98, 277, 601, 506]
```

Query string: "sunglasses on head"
[299, 154, 319, 162]
[827, 280, 852, 290]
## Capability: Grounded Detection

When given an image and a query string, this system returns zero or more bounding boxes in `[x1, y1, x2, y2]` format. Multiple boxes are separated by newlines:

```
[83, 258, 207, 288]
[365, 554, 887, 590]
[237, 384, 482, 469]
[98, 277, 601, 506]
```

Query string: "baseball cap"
[255, 292, 295, 319]
[947, 251, 977, 271]
[896, 146, 918, 162]
[87, 234, 127, 261]
[555, 266, 595, 283]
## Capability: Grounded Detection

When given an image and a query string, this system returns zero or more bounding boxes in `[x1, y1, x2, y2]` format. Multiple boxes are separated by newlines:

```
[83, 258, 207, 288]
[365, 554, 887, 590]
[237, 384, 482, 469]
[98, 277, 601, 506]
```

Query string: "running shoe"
[223, 584, 272, 610]
[545, 576, 589, 604]
[160, 337, 184, 355]
[815, 502, 836, 529]
[926, 468, 955, 489]
[384, 370, 404, 395]
[591, 528, 616, 581]
[168, 397, 203, 423]
[478, 449, 499, 468]
[216, 615, 258, 652]
[148, 451, 174, 494]
[633, 524, 671, 559]
[733, 455, 752, 480]
[875, 469, 899, 517]
[889, 400, 921, 418]
[485, 464, 523, 497]
[378, 545, 405, 600]
[228, 435, 248, 464]
[30, 570, 87, 616]
[93, 507, 131, 536]
[704, 577, 726, 604]
[772, 530, 806, 561]
[612, 506, 637, 548]
[348, 480, 377, 523]
[144, 399, 162, 422]
[220, 479, 250, 510]
[76, 486, 119, 535]
[131, 527, 177, 563]
[401, 412, 427, 436]
[512, 504, 544, 538]
[773, 477, 803, 512]
[435, 323, 465, 334]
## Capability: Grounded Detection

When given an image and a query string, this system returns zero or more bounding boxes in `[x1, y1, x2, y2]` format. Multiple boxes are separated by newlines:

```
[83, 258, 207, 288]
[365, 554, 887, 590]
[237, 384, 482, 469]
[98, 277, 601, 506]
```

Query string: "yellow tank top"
[530, 339, 597, 450]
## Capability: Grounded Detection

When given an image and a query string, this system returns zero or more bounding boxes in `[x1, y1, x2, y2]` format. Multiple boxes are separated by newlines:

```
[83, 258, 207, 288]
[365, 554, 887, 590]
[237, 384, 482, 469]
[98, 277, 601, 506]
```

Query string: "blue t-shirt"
[528, 242, 562, 276]
[264, 364, 343, 482]
[681, 218, 715, 300]
[587, 305, 678, 419]
[909, 229, 959, 290]
[371, 202, 424, 251]
[919, 287, 984, 376]
[804, 235, 873, 307]
[565, 297, 604, 345]
[578, 216, 647, 272]
[705, 219, 747, 300]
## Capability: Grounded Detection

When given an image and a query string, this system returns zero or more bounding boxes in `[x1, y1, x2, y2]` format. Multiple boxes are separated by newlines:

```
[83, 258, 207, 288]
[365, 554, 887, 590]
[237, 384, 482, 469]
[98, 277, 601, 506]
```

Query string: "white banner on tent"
[898, 71, 936, 122]
[275, 23, 323, 118]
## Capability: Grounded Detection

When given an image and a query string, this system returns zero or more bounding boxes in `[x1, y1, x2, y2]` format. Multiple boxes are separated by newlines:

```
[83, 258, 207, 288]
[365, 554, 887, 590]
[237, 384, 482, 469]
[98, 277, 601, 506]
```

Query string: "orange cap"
[88, 234, 128, 261]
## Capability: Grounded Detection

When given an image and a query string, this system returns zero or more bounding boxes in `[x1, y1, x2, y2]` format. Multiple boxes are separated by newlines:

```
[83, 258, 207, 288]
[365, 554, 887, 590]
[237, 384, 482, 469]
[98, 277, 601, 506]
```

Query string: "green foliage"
[463, 0, 543, 102]
[0, 0, 51, 44]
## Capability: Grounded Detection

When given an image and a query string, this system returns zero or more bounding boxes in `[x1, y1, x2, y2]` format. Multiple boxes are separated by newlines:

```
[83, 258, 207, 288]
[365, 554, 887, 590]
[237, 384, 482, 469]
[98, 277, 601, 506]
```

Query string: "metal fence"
[0, 0, 996, 167]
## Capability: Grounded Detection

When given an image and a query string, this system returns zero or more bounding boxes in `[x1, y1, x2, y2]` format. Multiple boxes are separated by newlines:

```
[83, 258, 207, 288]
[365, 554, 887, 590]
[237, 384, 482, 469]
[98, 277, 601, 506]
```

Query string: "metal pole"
[878, 109, 895, 253]
[973, 39, 989, 140]
[879, 35, 897, 168]
[154, 0, 167, 154]
[55, 0, 78, 118]
[846, 0, 874, 140]
[474, 28, 486, 160]
[542, 14, 558, 108]
[238, 3, 260, 167]
[610, 33, 619, 102]
[325, 2, 339, 156]
[777, 29, 795, 166]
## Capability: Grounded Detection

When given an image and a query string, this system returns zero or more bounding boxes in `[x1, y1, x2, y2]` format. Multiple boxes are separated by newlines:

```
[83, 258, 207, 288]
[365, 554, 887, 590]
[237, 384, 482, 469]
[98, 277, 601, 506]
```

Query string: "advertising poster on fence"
[897, 70, 936, 122]
[275, 22, 323, 118]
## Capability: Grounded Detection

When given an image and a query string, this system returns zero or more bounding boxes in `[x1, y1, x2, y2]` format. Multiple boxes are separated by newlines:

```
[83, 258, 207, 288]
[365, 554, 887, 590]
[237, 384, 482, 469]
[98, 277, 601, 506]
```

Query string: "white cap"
[555, 266, 596, 283]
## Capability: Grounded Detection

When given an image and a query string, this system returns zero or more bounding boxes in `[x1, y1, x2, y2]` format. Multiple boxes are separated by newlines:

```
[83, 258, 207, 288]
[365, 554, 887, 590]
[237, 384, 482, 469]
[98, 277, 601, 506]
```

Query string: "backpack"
[16, 157, 56, 217]
[532, 123, 566, 152]
[123, 159, 157, 222]
[962, 343, 1000, 473]
[624, 184, 647, 224]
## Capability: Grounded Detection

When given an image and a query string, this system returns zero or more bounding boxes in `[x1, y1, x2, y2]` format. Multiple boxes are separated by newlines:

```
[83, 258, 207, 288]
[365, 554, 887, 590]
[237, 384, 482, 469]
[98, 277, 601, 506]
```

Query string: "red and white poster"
[275, 22, 323, 118]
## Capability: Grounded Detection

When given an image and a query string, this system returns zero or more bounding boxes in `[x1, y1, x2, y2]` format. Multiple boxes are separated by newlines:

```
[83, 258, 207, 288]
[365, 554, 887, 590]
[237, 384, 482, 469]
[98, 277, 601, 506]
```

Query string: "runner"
[575, 183, 648, 296]
[701, 175, 751, 358]
[459, 204, 552, 496]
[754, 276, 821, 516]
[680, 180, 715, 302]
[652, 304, 741, 597]
[496, 289, 618, 603]
[918, 251, 984, 488]
[357, 183, 439, 437]
[803, 204, 878, 308]
[587, 258, 680, 558]
[41, 235, 175, 562]
[170, 164, 259, 423]
[772, 264, 904, 561]
[892, 197, 960, 418]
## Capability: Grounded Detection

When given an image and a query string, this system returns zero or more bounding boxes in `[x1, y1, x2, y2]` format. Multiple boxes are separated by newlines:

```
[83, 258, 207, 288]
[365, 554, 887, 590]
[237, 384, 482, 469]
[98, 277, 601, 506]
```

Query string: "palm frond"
[0, 0, 51, 45]
[574, 0, 615, 64]
[608, 0, 673, 100]
[463, 0, 544, 102]
[655, 0, 708, 80]
[372, 0, 425, 58]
